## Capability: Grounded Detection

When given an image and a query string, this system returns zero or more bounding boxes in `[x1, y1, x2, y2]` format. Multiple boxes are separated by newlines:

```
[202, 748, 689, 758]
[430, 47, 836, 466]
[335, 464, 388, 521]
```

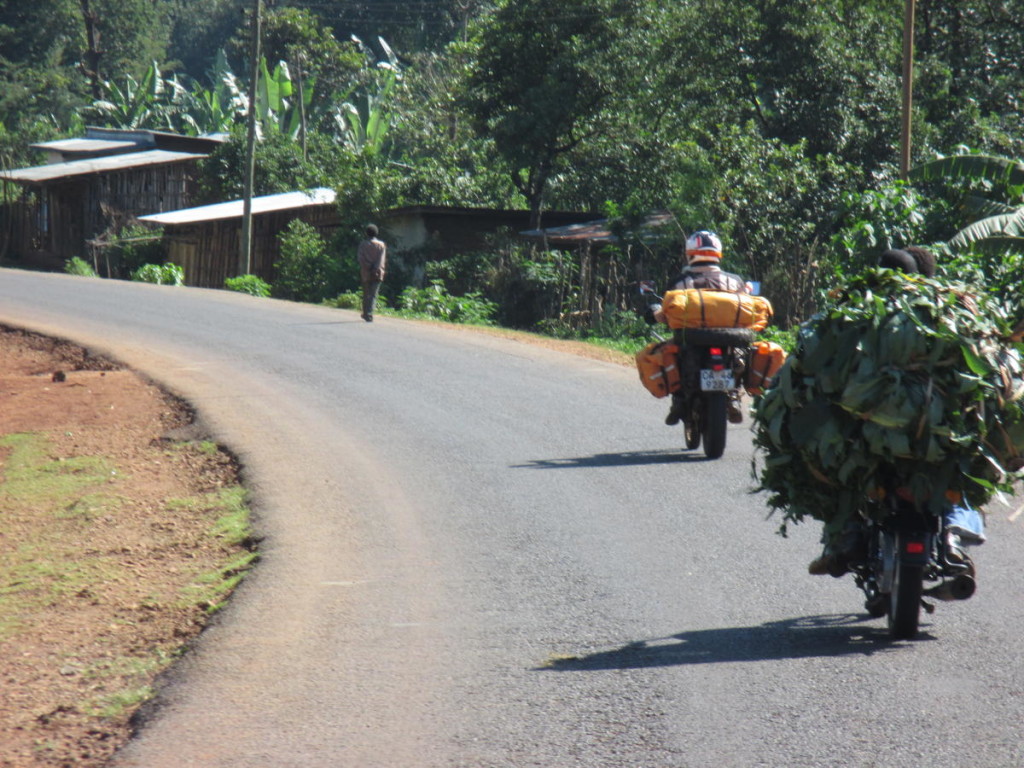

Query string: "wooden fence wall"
[165, 206, 340, 289]
[1, 160, 199, 268]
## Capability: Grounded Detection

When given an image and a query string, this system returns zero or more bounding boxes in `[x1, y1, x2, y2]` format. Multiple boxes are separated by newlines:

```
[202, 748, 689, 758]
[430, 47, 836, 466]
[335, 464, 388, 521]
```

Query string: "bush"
[273, 220, 339, 303]
[132, 263, 184, 285]
[396, 280, 497, 325]
[326, 291, 364, 310]
[225, 274, 272, 297]
[64, 257, 97, 277]
[109, 224, 166, 277]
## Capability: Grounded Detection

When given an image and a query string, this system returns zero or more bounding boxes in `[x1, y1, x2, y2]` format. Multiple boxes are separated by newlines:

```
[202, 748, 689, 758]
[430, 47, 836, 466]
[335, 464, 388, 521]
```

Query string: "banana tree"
[87, 61, 190, 131]
[332, 36, 401, 156]
[180, 50, 250, 136]
[911, 154, 1024, 253]
[912, 153, 1024, 315]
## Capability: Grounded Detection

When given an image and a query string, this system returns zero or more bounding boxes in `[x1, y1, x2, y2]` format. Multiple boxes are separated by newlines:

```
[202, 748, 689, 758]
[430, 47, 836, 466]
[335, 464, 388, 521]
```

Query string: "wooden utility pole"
[900, 0, 916, 180]
[295, 53, 307, 162]
[240, 0, 263, 276]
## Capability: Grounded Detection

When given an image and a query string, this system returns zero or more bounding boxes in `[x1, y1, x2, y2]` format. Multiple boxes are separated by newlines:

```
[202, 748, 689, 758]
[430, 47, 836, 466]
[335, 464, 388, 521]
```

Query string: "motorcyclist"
[808, 247, 987, 576]
[648, 230, 751, 426]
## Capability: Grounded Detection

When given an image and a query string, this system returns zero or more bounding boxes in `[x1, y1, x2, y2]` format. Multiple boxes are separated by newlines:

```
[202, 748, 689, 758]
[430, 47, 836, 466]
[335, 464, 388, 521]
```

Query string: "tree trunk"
[78, 0, 103, 100]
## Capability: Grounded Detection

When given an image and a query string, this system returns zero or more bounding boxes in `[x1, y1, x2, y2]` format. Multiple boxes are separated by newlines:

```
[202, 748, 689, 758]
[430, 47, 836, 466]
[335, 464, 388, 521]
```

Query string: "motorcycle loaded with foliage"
[752, 268, 1024, 639]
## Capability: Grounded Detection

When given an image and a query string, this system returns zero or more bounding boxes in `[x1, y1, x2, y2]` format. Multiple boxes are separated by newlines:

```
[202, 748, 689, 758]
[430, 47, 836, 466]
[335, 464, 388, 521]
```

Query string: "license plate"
[700, 369, 733, 392]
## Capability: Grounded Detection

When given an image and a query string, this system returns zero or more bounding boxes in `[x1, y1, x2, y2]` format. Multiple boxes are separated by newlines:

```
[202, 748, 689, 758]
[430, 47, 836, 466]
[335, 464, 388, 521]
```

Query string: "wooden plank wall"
[166, 206, 340, 289]
[1, 160, 200, 267]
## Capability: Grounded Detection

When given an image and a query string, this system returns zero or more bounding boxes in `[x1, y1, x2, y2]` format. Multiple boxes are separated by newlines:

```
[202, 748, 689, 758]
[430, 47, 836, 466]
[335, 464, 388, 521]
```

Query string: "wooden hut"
[138, 189, 340, 288]
[0, 149, 207, 270]
[520, 210, 680, 328]
[29, 127, 223, 164]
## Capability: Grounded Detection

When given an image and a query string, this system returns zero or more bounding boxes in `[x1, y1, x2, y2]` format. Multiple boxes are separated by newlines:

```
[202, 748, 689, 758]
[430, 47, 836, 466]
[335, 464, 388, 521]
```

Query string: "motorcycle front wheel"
[701, 392, 728, 459]
[888, 559, 924, 639]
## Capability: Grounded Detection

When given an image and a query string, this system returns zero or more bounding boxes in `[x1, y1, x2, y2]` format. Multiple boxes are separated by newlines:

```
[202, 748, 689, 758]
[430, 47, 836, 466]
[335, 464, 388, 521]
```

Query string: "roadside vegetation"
[0, 328, 257, 766]
[2, 1, 1023, 349]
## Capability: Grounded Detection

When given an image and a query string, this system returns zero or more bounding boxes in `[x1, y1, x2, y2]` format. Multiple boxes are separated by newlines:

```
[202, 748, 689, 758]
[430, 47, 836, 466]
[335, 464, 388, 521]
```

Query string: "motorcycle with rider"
[636, 230, 780, 459]
[752, 246, 1024, 639]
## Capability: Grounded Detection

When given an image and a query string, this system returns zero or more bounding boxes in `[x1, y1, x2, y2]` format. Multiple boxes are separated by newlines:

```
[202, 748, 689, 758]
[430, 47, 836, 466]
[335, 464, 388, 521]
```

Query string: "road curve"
[2, 269, 1024, 768]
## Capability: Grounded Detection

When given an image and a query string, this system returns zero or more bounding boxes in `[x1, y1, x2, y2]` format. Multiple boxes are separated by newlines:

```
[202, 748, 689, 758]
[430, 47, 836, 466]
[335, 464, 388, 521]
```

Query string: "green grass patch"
[164, 484, 256, 612]
[87, 685, 155, 719]
[0, 433, 112, 504]
[183, 550, 259, 614]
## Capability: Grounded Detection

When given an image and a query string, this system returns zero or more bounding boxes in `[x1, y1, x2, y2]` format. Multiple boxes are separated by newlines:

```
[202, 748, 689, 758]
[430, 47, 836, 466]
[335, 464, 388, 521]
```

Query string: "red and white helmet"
[685, 230, 723, 262]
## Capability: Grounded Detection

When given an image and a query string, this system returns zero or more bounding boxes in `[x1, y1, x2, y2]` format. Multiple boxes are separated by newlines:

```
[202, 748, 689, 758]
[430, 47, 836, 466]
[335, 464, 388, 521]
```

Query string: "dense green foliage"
[2, 0, 1024, 334]
[273, 219, 338, 303]
[64, 257, 98, 277]
[753, 270, 1024, 539]
[397, 280, 497, 325]
[225, 274, 272, 297]
[132, 262, 184, 285]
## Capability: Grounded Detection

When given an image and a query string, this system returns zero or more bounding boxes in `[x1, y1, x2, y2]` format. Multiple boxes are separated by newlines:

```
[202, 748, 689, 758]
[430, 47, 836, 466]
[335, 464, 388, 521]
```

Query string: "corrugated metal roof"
[138, 188, 337, 225]
[30, 138, 139, 154]
[0, 150, 206, 185]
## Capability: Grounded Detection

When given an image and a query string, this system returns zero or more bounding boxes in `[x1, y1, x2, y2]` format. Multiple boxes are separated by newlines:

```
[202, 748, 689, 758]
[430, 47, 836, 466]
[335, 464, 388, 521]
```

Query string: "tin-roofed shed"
[138, 189, 339, 288]
[0, 149, 207, 270]
[30, 127, 224, 164]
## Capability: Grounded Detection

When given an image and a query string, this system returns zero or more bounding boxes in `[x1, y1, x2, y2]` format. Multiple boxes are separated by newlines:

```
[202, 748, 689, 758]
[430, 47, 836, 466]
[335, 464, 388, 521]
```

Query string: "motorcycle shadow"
[538, 614, 933, 671]
[513, 449, 715, 469]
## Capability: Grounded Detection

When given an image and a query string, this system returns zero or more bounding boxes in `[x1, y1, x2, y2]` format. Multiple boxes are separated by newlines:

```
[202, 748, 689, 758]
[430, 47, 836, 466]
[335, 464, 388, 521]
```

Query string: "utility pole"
[240, 0, 263, 276]
[295, 52, 307, 162]
[900, 0, 916, 180]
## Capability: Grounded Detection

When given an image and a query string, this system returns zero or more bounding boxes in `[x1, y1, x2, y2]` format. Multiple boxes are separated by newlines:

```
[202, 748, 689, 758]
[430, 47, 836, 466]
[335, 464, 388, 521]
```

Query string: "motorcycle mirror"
[639, 280, 656, 295]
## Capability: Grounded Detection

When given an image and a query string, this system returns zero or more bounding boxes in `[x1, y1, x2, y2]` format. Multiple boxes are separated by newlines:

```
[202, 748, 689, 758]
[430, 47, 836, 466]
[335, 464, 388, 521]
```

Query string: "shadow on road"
[538, 614, 930, 671]
[513, 449, 714, 469]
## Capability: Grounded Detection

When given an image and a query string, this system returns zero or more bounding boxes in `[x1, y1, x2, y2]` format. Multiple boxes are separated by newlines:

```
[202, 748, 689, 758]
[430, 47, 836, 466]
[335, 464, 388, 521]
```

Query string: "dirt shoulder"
[0, 319, 631, 768]
[0, 326, 255, 768]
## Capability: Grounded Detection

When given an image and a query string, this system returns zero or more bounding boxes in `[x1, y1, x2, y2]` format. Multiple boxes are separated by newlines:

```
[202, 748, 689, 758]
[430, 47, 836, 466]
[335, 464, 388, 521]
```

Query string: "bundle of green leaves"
[752, 269, 1024, 538]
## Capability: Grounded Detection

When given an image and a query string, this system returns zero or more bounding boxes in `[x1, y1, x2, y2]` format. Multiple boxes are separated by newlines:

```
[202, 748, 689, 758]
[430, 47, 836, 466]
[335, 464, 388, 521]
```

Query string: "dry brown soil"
[0, 326, 254, 768]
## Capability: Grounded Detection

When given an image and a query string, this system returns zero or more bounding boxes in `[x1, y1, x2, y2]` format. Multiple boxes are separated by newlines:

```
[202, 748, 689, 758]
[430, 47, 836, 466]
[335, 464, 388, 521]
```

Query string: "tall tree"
[648, 1, 902, 174]
[0, 0, 87, 132]
[914, 1, 1024, 159]
[460, 0, 643, 227]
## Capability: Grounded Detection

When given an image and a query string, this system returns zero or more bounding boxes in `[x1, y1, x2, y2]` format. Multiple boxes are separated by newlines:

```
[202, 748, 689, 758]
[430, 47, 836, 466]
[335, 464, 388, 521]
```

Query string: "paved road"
[2, 268, 1024, 767]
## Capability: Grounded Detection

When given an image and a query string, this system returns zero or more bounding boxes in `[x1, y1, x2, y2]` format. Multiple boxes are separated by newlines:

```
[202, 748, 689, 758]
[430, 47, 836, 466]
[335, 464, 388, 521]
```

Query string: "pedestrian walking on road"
[357, 224, 386, 322]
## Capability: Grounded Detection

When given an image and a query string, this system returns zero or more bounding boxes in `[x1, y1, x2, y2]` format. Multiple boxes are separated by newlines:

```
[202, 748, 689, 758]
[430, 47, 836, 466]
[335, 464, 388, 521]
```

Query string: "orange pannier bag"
[661, 289, 773, 331]
[744, 340, 787, 396]
[635, 341, 682, 398]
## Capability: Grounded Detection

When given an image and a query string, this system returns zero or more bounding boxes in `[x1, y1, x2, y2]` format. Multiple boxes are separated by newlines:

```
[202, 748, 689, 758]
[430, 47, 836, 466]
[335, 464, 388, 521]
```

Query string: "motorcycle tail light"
[905, 541, 926, 555]
[709, 347, 723, 356]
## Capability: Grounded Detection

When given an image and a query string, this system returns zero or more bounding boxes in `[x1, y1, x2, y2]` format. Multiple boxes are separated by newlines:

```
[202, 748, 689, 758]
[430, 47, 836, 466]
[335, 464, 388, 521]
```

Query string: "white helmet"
[685, 230, 723, 262]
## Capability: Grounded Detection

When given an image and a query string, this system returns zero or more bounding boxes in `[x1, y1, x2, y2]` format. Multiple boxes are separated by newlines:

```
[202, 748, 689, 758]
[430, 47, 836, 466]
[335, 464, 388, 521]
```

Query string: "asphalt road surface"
[3, 269, 1024, 768]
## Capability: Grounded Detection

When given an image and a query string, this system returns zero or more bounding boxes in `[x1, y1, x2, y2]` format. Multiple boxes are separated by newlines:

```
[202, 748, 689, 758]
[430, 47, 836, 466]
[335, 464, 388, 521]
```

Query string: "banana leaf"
[752, 269, 1024, 534]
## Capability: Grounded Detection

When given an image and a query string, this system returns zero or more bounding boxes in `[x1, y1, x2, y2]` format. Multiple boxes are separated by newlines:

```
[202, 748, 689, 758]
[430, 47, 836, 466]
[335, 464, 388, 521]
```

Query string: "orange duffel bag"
[662, 289, 773, 331]
[635, 341, 682, 398]
[744, 340, 787, 395]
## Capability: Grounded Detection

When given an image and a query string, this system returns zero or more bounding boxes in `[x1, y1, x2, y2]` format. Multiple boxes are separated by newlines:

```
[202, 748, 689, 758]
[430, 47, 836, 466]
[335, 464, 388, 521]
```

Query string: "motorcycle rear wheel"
[888, 560, 924, 639]
[683, 397, 702, 449]
[684, 417, 701, 450]
[702, 392, 728, 459]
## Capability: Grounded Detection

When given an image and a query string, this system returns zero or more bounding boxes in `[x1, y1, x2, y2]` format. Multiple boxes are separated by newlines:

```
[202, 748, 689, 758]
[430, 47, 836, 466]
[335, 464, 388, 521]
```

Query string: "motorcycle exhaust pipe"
[925, 574, 976, 601]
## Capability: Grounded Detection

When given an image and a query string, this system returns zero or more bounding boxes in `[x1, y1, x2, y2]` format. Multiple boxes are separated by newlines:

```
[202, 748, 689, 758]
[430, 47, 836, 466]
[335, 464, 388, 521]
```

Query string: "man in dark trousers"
[357, 224, 387, 322]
